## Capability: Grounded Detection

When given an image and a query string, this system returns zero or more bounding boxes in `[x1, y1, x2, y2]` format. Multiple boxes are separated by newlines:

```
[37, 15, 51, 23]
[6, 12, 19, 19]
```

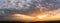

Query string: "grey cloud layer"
[0, 0, 60, 18]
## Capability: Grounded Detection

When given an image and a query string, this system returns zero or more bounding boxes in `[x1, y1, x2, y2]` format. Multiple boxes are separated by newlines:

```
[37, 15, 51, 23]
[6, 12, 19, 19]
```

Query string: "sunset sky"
[0, 0, 60, 22]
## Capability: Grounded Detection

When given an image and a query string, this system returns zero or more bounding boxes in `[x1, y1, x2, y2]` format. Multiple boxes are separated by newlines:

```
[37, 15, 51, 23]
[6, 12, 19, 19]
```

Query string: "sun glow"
[36, 15, 47, 19]
[11, 9, 60, 22]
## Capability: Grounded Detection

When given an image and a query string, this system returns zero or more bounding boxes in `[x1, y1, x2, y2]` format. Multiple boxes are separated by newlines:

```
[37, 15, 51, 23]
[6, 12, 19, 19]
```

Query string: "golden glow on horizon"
[11, 9, 60, 22]
[36, 15, 47, 19]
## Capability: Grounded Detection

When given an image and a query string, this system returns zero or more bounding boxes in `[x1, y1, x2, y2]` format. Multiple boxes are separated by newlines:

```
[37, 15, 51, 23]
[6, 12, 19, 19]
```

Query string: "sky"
[0, 0, 60, 21]
[0, 0, 4, 6]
